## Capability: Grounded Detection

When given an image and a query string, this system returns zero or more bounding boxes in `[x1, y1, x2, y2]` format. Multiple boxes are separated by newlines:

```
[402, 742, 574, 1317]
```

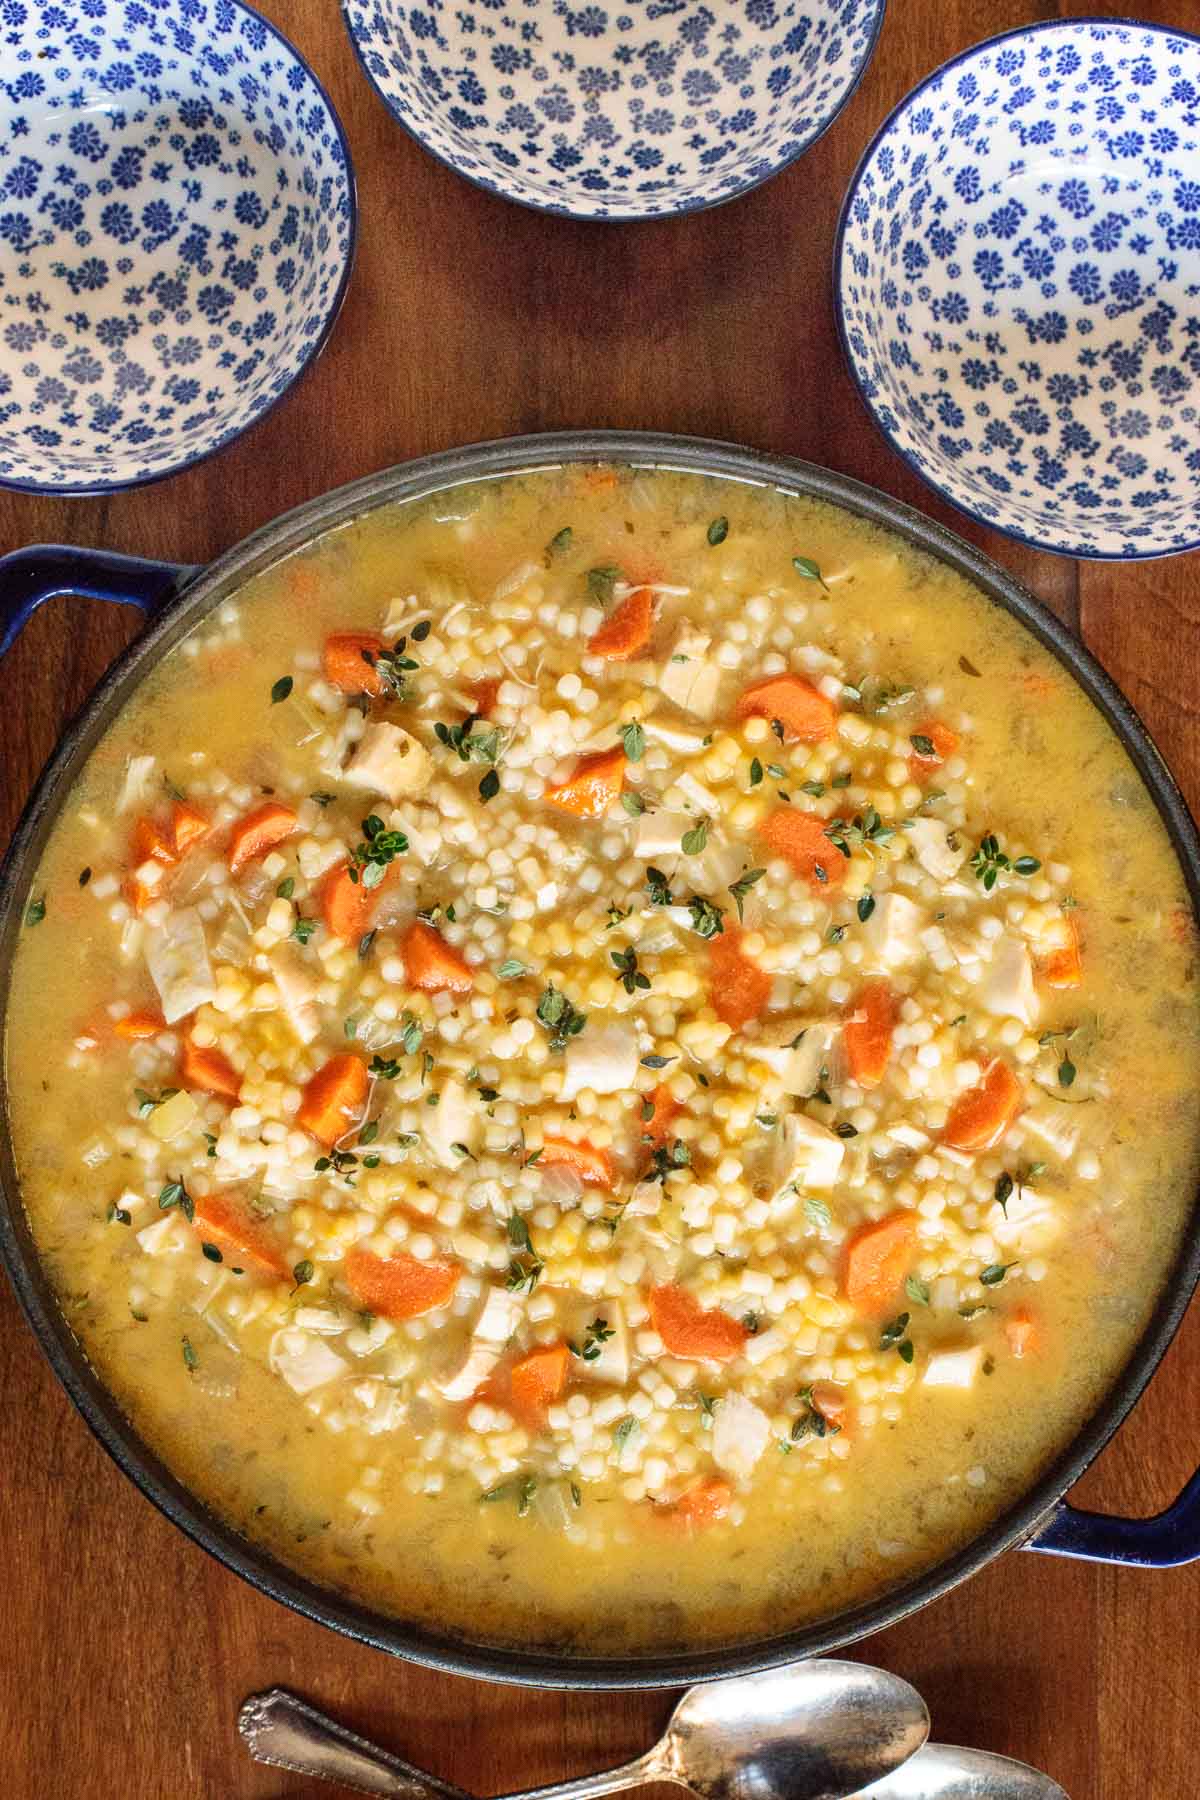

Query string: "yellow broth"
[6, 465, 1200, 1655]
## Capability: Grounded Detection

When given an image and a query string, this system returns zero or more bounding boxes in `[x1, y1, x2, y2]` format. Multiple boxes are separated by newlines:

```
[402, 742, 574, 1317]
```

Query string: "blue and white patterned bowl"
[342, 0, 886, 222]
[0, 0, 356, 496]
[835, 18, 1200, 561]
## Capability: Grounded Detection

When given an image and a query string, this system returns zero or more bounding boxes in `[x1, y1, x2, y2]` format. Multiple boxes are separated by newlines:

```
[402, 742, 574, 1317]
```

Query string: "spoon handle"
[498, 1752, 666, 1800]
[238, 1687, 471, 1800]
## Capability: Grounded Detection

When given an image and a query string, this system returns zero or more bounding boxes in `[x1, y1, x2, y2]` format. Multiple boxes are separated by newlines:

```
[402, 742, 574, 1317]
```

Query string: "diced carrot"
[297, 1052, 368, 1147]
[1004, 1306, 1040, 1360]
[941, 1058, 1023, 1153]
[543, 745, 626, 819]
[757, 808, 846, 892]
[843, 1211, 918, 1315]
[401, 919, 475, 994]
[132, 816, 177, 867]
[1041, 915, 1082, 989]
[470, 677, 501, 719]
[170, 801, 210, 856]
[537, 1135, 615, 1187]
[588, 587, 654, 661]
[320, 861, 372, 941]
[667, 1478, 734, 1530]
[323, 631, 385, 696]
[708, 925, 772, 1031]
[344, 1246, 460, 1319]
[123, 871, 160, 915]
[843, 979, 897, 1088]
[809, 1381, 848, 1431]
[179, 1037, 242, 1102]
[228, 800, 298, 875]
[648, 1284, 748, 1362]
[642, 1083, 681, 1149]
[908, 719, 960, 784]
[112, 1008, 166, 1041]
[734, 674, 837, 742]
[193, 1192, 289, 1281]
[509, 1343, 571, 1423]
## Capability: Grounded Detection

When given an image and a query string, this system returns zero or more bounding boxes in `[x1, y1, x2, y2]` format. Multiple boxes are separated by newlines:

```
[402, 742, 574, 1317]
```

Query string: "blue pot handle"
[1023, 1466, 1200, 1567]
[0, 544, 198, 658]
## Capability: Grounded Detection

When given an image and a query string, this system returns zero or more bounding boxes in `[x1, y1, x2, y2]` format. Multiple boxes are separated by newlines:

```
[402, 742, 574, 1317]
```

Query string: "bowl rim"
[338, 0, 888, 224]
[831, 12, 1200, 564]
[0, 0, 359, 501]
[3, 427, 1200, 1687]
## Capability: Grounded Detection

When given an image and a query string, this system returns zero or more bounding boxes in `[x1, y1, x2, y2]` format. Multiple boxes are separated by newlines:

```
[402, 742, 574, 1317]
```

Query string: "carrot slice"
[908, 719, 960, 784]
[113, 1008, 166, 1041]
[323, 631, 385, 696]
[1004, 1306, 1040, 1360]
[735, 675, 837, 743]
[319, 862, 371, 941]
[667, 1477, 734, 1530]
[470, 676, 501, 719]
[843, 1210, 918, 1315]
[537, 1135, 615, 1187]
[170, 801, 210, 856]
[843, 979, 897, 1089]
[708, 925, 772, 1031]
[543, 746, 626, 820]
[298, 1052, 368, 1147]
[758, 808, 846, 892]
[509, 1343, 571, 1423]
[132, 816, 177, 867]
[1041, 916, 1082, 990]
[344, 1246, 460, 1319]
[588, 587, 654, 661]
[941, 1058, 1023, 1152]
[193, 1192, 289, 1281]
[642, 1083, 681, 1150]
[809, 1381, 848, 1431]
[401, 920, 475, 994]
[180, 1037, 242, 1102]
[228, 800, 298, 875]
[648, 1284, 748, 1362]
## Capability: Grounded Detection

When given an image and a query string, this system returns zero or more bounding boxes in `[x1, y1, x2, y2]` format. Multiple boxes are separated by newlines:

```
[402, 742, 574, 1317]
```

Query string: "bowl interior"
[0, 3, 354, 495]
[344, 0, 884, 220]
[837, 19, 1200, 559]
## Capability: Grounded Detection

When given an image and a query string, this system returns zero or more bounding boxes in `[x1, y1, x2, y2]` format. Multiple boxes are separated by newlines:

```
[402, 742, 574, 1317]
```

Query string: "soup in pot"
[7, 464, 1200, 1654]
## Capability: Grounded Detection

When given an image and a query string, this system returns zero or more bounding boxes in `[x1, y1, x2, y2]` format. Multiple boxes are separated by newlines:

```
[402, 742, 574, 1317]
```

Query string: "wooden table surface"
[3, 1, 1198, 1794]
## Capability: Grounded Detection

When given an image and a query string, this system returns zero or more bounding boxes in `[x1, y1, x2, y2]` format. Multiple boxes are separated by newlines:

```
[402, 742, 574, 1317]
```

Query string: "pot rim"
[3, 428, 1199, 1688]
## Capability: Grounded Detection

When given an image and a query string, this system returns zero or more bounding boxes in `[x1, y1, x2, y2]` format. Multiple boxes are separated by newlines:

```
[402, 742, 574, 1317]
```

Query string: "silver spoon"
[852, 1742, 1069, 1798]
[239, 1662, 930, 1800]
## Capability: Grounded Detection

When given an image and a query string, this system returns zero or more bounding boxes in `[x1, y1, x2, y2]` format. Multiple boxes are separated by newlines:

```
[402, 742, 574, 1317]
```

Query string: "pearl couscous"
[9, 465, 1200, 1653]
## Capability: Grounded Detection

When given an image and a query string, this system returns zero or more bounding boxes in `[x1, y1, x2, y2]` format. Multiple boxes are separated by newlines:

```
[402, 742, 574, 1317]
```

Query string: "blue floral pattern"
[0, 0, 355, 494]
[342, 0, 885, 220]
[836, 20, 1200, 559]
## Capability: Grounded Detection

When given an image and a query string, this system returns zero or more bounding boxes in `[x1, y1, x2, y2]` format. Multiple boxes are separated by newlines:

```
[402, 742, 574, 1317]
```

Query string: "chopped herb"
[831, 770, 852, 788]
[640, 1053, 675, 1069]
[970, 833, 1039, 891]
[605, 902, 633, 930]
[477, 1086, 500, 1104]
[857, 891, 876, 922]
[1058, 1055, 1076, 1088]
[770, 718, 786, 744]
[905, 1275, 930, 1307]
[478, 767, 500, 803]
[646, 866, 673, 907]
[276, 876, 295, 899]
[742, 1311, 760, 1335]
[198, 1240, 222, 1264]
[612, 1415, 638, 1454]
[505, 1212, 544, 1293]
[707, 516, 729, 546]
[433, 717, 501, 765]
[135, 1086, 177, 1119]
[586, 565, 620, 605]
[910, 733, 936, 757]
[270, 675, 293, 704]
[291, 916, 317, 944]
[728, 867, 765, 922]
[497, 958, 527, 979]
[357, 930, 376, 962]
[24, 895, 45, 927]
[880, 1312, 912, 1362]
[314, 1148, 359, 1179]
[396, 1132, 419, 1149]
[309, 791, 336, 807]
[78, 866, 92, 888]
[757, 1112, 778, 1129]
[621, 791, 646, 817]
[157, 1178, 194, 1224]
[959, 655, 982, 677]
[203, 1132, 217, 1158]
[749, 758, 764, 788]
[824, 807, 896, 858]
[898, 1341, 915, 1364]
[792, 555, 829, 591]
[570, 1482, 582, 1507]
[611, 945, 651, 994]
[450, 1142, 476, 1160]
[828, 924, 847, 944]
[800, 780, 825, 798]
[834, 1121, 858, 1139]
[980, 1262, 1017, 1287]
[181, 1336, 198, 1372]
[347, 813, 408, 888]
[805, 1196, 832, 1229]
[106, 1202, 132, 1227]
[687, 894, 726, 939]
[412, 619, 432, 642]
[547, 525, 573, 557]
[681, 822, 708, 855]
[569, 1317, 616, 1363]
[646, 1137, 691, 1184]
[791, 1385, 841, 1442]
[359, 1120, 380, 1147]
[619, 721, 645, 763]
[535, 983, 588, 1052]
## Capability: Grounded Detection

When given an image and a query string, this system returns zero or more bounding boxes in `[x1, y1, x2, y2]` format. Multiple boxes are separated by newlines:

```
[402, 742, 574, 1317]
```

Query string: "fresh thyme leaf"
[749, 758, 764, 788]
[201, 1241, 222, 1263]
[270, 675, 293, 704]
[980, 1262, 1016, 1287]
[611, 945, 651, 994]
[805, 1196, 831, 1229]
[1058, 1055, 1076, 1088]
[24, 895, 45, 927]
[478, 767, 500, 802]
[181, 1336, 198, 1372]
[792, 555, 829, 591]
[536, 983, 587, 1052]
[347, 813, 408, 887]
[569, 1317, 616, 1363]
[994, 1170, 1014, 1215]
[612, 1415, 638, 1454]
[681, 822, 708, 855]
[586, 565, 620, 605]
[107, 1202, 132, 1227]
[707, 516, 729, 546]
[905, 1275, 930, 1307]
[646, 866, 673, 907]
[309, 791, 336, 807]
[619, 721, 645, 763]
[621, 791, 646, 816]
[291, 1259, 315, 1291]
[547, 525, 573, 557]
[291, 917, 316, 944]
[728, 867, 765, 921]
[157, 1178, 194, 1224]
[857, 891, 876, 922]
[78, 866, 92, 887]
[640, 1053, 674, 1069]
[369, 1053, 403, 1080]
[910, 733, 936, 757]
[412, 619, 432, 641]
[497, 958, 527, 979]
[276, 876, 295, 899]
[687, 894, 726, 939]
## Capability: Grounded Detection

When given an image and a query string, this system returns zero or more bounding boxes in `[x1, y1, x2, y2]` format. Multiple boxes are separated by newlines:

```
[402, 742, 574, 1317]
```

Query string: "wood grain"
[2, 3, 1198, 1796]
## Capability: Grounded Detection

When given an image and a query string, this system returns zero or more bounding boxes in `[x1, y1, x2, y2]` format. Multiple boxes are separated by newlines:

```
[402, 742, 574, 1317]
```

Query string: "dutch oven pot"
[3, 431, 1200, 1688]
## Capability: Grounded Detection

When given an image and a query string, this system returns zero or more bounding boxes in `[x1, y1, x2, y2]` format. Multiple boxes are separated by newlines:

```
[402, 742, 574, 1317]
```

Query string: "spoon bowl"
[853, 1742, 1069, 1799]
